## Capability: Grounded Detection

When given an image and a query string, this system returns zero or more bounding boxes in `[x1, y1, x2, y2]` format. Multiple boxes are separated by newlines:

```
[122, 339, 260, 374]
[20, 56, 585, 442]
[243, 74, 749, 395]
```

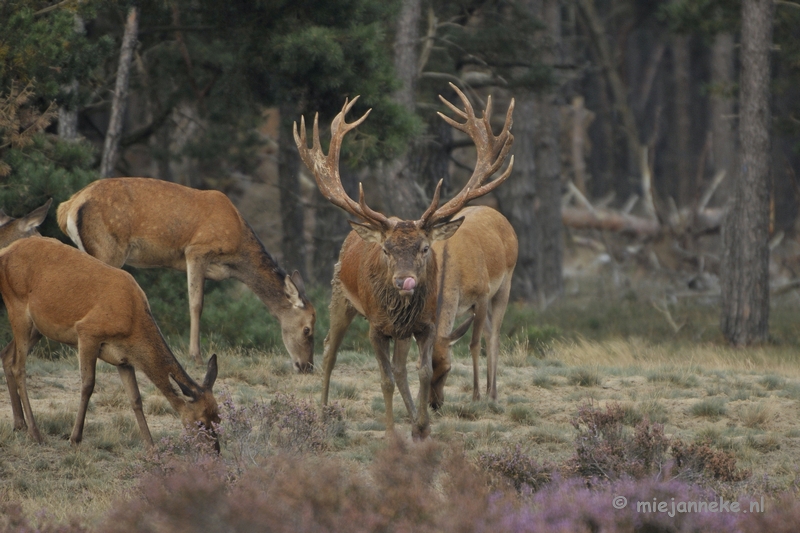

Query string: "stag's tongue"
[402, 277, 416, 291]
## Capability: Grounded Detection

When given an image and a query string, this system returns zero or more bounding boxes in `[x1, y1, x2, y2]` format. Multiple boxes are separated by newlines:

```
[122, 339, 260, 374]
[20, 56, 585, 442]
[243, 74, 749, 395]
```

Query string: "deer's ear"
[429, 216, 464, 242]
[203, 354, 218, 390]
[284, 274, 305, 308]
[448, 313, 475, 344]
[170, 374, 197, 400]
[349, 220, 384, 244]
[21, 199, 52, 231]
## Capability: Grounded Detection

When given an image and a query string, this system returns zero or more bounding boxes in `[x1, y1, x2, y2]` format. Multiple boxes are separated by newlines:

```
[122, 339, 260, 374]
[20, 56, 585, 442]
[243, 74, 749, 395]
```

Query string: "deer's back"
[57, 178, 246, 267]
[0, 237, 148, 345]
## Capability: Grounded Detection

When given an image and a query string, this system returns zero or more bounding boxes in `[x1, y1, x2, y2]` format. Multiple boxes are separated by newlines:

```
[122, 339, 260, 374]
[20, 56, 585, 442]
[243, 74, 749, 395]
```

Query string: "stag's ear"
[203, 354, 218, 390]
[349, 220, 384, 244]
[170, 374, 197, 400]
[21, 199, 52, 231]
[284, 273, 305, 308]
[429, 216, 464, 242]
[0, 210, 12, 227]
[448, 313, 475, 345]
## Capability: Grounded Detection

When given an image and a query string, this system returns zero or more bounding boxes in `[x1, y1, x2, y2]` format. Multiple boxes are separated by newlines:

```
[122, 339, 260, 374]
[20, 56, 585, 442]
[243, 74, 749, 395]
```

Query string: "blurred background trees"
[2, 0, 800, 346]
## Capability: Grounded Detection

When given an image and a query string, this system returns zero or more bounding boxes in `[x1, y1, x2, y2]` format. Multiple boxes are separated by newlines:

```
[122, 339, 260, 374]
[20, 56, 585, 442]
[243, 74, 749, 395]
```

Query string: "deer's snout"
[394, 276, 417, 292]
[294, 360, 314, 374]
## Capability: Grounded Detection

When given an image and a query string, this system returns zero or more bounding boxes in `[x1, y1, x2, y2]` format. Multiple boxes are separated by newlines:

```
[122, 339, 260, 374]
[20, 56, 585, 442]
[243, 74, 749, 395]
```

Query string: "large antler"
[294, 97, 390, 229]
[418, 83, 515, 228]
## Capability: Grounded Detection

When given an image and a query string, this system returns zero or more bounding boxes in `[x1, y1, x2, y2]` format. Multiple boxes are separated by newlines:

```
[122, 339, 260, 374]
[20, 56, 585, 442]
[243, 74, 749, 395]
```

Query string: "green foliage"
[130, 0, 415, 170]
[0, 1, 114, 106]
[426, 0, 549, 92]
[0, 135, 98, 240]
[659, 0, 740, 37]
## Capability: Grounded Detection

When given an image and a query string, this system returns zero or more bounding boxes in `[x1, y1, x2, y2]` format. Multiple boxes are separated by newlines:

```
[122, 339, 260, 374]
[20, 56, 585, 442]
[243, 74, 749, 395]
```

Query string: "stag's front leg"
[369, 327, 396, 435]
[186, 253, 209, 365]
[392, 337, 416, 423]
[413, 326, 435, 440]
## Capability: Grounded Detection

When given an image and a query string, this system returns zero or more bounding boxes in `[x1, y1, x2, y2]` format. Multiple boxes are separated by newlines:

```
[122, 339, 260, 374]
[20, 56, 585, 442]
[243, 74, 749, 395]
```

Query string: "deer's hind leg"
[70, 336, 101, 445]
[486, 274, 512, 401]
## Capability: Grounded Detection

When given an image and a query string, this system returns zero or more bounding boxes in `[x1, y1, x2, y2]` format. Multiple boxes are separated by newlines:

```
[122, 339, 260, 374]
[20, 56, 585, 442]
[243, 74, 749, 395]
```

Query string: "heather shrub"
[671, 438, 750, 483]
[478, 445, 553, 492]
[567, 403, 670, 481]
[0, 502, 89, 533]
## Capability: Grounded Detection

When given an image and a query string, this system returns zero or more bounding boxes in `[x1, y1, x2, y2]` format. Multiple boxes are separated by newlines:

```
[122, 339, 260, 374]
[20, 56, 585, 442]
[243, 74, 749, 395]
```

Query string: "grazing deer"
[429, 205, 518, 409]
[0, 203, 220, 448]
[296, 83, 514, 439]
[56, 178, 316, 371]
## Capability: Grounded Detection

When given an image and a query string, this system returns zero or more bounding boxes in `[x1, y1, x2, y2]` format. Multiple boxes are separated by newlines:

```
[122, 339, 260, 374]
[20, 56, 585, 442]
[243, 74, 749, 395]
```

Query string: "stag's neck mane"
[368, 261, 434, 340]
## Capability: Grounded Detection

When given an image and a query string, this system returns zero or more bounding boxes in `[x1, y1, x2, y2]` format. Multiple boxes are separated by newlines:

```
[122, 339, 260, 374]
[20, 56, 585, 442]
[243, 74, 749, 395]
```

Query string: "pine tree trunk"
[378, 0, 429, 220]
[279, 104, 307, 279]
[536, 0, 564, 302]
[496, 0, 564, 305]
[496, 96, 540, 302]
[720, 0, 773, 346]
[100, 7, 138, 178]
[711, 32, 736, 203]
[312, 165, 358, 286]
[672, 34, 692, 205]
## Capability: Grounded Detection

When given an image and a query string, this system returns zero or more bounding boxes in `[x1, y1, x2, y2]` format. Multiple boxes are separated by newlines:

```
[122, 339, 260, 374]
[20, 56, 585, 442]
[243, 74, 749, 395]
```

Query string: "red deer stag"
[57, 178, 315, 371]
[295, 84, 514, 439]
[0, 202, 220, 448]
[429, 205, 518, 409]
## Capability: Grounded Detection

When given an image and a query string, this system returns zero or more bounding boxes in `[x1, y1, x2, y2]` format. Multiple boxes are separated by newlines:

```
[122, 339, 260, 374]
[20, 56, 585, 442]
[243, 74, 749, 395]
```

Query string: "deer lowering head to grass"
[295, 83, 514, 439]
[0, 203, 220, 449]
[57, 178, 315, 371]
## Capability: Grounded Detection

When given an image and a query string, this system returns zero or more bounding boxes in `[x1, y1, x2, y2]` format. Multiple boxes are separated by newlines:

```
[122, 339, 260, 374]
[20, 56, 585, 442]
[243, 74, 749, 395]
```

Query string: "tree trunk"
[377, 0, 429, 220]
[312, 165, 359, 286]
[100, 7, 138, 178]
[577, 0, 642, 177]
[672, 34, 692, 205]
[279, 104, 307, 279]
[536, 0, 564, 302]
[496, 96, 540, 302]
[496, 0, 563, 305]
[710, 32, 736, 204]
[720, 0, 773, 346]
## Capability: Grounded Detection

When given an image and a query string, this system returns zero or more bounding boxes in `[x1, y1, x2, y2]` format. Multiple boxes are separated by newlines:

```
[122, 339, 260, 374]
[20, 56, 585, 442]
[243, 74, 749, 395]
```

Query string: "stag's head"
[0, 199, 52, 250]
[294, 84, 515, 299]
[172, 354, 221, 452]
[279, 270, 316, 373]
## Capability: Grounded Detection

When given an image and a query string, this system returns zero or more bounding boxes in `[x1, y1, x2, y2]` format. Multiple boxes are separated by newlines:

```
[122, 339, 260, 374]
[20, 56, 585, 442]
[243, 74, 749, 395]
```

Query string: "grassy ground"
[2, 276, 800, 525]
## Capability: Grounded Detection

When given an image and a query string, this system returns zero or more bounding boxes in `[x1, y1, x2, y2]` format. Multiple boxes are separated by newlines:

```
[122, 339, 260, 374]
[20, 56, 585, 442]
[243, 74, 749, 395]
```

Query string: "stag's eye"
[421, 245, 430, 254]
[303, 326, 311, 336]
[382, 247, 389, 256]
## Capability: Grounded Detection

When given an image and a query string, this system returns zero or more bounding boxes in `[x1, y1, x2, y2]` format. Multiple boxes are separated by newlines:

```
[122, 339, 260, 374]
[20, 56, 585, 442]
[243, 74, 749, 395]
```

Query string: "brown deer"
[429, 205, 518, 409]
[295, 83, 514, 439]
[56, 178, 315, 371]
[0, 203, 220, 448]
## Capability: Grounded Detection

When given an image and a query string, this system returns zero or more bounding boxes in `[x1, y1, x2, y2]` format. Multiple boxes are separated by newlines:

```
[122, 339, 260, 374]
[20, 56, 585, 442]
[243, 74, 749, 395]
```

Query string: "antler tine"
[422, 84, 515, 226]
[417, 179, 444, 227]
[294, 97, 388, 228]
